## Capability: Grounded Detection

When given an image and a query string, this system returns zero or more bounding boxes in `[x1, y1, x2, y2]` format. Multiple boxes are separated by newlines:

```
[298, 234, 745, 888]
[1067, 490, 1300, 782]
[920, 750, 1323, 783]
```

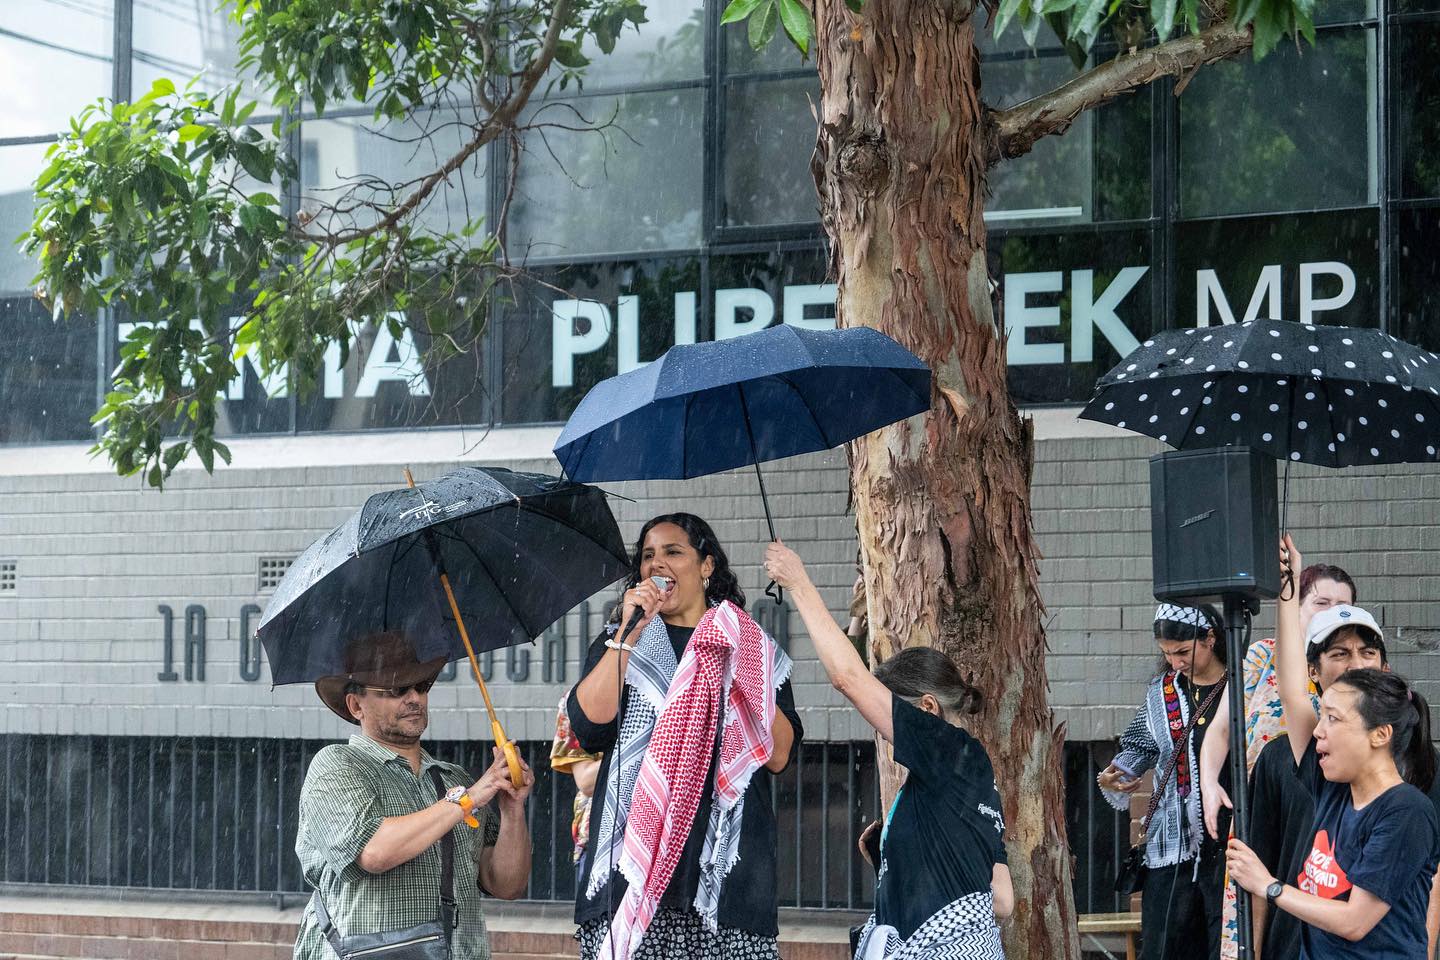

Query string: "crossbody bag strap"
[428, 767, 459, 932]
[310, 889, 345, 958]
[1139, 676, 1226, 836]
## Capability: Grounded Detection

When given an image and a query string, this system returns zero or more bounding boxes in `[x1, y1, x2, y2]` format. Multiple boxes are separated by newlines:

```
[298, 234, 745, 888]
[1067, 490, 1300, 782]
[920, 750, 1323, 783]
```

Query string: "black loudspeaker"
[1150, 447, 1280, 603]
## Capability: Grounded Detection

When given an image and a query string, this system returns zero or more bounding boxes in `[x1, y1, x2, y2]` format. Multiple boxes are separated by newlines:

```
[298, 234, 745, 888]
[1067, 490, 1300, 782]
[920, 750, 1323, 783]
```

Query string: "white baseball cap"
[1305, 604, 1384, 651]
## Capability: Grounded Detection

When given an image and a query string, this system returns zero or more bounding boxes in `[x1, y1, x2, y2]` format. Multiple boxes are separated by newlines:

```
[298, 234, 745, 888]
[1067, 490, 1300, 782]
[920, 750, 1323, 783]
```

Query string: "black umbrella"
[257, 466, 630, 780]
[1080, 318, 1440, 960]
[1079, 319, 1440, 467]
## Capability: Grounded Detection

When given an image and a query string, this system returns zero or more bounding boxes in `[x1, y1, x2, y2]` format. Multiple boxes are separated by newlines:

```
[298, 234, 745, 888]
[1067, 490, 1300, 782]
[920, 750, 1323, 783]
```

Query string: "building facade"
[3, 0, 1440, 918]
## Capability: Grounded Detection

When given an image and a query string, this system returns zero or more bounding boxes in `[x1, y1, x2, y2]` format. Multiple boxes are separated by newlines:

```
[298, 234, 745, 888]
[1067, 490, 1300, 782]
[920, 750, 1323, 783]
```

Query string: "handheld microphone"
[621, 575, 673, 640]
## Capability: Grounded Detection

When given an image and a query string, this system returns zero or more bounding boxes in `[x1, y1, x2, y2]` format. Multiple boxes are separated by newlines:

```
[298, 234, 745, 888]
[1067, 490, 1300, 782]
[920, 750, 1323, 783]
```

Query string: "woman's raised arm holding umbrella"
[765, 540, 1012, 960]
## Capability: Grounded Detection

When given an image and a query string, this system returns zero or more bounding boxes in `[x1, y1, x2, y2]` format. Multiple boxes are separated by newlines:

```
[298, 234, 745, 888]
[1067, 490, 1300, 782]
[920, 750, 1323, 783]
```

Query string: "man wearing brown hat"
[293, 631, 534, 960]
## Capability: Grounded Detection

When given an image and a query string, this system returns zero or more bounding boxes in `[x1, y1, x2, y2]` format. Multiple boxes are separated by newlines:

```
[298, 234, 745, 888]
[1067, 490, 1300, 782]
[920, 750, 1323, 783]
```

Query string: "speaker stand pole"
[1224, 593, 1259, 960]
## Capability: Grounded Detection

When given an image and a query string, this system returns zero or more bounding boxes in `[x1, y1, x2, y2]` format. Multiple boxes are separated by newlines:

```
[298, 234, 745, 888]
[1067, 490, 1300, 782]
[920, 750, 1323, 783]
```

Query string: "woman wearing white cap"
[1097, 603, 1228, 960]
[1226, 536, 1439, 960]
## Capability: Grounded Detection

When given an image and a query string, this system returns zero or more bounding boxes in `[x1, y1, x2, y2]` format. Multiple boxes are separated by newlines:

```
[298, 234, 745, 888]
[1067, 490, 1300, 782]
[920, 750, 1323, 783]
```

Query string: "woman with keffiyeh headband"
[764, 542, 1012, 960]
[566, 513, 801, 960]
[1097, 603, 1229, 960]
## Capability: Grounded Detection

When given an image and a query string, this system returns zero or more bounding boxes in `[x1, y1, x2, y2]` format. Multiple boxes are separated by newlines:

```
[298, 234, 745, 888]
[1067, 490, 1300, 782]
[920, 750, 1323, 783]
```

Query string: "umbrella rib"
[443, 516, 550, 640]
[780, 372, 836, 451]
[682, 391, 694, 479]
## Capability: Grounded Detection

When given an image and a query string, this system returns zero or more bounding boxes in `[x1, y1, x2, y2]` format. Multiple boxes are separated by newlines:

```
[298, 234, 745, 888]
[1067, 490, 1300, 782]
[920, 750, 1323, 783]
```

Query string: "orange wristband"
[457, 793, 479, 829]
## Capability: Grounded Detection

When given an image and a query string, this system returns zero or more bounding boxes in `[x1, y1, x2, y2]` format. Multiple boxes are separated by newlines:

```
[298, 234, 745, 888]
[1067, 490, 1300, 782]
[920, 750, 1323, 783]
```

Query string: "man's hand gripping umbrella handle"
[404, 469, 525, 789]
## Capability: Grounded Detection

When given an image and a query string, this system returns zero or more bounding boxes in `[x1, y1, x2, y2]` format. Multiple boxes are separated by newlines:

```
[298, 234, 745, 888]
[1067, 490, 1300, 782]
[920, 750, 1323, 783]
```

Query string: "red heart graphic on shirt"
[1297, 830, 1352, 899]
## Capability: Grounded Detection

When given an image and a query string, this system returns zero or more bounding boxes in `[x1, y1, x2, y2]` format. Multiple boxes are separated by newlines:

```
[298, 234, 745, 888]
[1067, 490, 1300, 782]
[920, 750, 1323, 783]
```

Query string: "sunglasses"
[360, 679, 436, 698]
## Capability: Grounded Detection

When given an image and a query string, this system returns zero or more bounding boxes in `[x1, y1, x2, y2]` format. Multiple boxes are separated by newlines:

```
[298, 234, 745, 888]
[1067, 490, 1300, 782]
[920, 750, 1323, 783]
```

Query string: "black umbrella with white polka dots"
[1079, 319, 1440, 467]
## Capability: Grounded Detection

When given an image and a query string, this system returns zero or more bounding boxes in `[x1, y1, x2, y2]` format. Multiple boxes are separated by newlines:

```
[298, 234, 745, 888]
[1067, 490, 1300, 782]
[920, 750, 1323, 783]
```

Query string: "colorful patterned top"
[1242, 636, 1321, 772]
[550, 696, 601, 864]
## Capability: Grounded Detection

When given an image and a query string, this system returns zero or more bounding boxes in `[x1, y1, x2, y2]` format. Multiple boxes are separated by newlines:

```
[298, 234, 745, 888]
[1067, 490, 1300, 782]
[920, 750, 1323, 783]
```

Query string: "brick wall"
[3, 422, 1439, 745]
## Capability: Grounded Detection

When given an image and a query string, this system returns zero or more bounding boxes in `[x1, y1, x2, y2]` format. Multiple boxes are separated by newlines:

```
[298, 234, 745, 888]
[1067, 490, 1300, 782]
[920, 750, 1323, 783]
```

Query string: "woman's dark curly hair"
[623, 513, 746, 610]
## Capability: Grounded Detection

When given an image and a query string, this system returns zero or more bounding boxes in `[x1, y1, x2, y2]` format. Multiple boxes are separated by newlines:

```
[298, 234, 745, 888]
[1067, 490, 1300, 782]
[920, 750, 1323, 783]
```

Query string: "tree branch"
[985, 22, 1251, 167]
[303, 0, 572, 246]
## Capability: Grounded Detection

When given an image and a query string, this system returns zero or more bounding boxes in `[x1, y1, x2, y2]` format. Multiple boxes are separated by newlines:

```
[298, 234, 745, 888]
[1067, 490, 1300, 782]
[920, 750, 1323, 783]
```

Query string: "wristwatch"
[444, 786, 480, 829]
[1265, 880, 1285, 904]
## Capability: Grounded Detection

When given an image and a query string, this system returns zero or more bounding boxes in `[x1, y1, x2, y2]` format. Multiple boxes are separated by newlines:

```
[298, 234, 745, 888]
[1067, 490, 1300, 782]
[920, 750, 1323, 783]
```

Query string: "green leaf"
[845, 0, 864, 10]
[1150, 0, 1179, 40]
[151, 78, 176, 97]
[776, 0, 812, 54]
[1251, 0, 1286, 57]
[720, 0, 769, 24]
[553, 40, 591, 69]
[195, 435, 215, 473]
[233, 317, 260, 350]
[177, 124, 210, 143]
[993, 0, 1023, 41]
[213, 440, 232, 466]
[147, 464, 163, 488]
[748, 1, 779, 49]
[163, 442, 189, 471]
[233, 142, 273, 182]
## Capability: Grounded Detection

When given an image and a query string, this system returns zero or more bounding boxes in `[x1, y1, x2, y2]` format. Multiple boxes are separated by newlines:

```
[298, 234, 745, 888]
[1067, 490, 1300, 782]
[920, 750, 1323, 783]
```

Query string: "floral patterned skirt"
[576, 908, 779, 960]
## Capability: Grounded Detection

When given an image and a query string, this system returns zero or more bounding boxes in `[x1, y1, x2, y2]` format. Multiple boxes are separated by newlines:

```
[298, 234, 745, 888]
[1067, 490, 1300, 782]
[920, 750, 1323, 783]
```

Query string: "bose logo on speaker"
[1179, 510, 1216, 529]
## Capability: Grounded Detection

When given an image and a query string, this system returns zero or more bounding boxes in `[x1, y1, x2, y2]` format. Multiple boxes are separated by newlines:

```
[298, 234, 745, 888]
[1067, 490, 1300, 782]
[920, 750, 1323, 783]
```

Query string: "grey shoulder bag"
[312, 767, 460, 960]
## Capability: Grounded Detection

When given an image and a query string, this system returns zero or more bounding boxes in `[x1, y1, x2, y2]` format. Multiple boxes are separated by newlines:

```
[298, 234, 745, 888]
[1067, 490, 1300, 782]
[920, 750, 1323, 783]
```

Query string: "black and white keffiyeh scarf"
[855, 891, 1005, 960]
[583, 611, 793, 932]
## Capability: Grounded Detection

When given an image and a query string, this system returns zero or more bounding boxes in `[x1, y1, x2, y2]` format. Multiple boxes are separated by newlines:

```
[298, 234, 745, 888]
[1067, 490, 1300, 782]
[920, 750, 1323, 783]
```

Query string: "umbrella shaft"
[439, 572, 500, 722]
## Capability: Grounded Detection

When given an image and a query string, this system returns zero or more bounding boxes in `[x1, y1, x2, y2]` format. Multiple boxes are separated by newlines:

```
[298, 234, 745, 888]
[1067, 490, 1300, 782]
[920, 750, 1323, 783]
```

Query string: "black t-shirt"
[873, 697, 1006, 942]
[1291, 739, 1440, 960]
[565, 623, 804, 937]
[1249, 736, 1440, 960]
[1247, 736, 1313, 960]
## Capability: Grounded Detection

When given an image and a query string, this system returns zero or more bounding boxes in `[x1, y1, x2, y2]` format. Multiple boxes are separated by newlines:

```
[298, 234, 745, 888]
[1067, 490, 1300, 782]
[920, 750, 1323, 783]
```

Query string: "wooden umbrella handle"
[404, 468, 524, 788]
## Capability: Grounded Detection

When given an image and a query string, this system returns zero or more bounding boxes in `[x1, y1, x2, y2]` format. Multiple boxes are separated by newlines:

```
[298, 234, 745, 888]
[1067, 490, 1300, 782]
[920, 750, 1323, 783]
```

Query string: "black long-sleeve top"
[565, 622, 804, 936]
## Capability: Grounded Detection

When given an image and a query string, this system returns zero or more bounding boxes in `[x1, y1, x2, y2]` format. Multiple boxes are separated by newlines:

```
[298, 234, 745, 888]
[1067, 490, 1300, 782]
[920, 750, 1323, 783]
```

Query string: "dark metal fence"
[0, 733, 1124, 913]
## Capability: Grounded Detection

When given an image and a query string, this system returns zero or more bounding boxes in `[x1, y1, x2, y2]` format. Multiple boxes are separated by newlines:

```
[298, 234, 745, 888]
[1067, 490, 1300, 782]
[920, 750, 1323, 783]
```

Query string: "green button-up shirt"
[293, 734, 501, 960]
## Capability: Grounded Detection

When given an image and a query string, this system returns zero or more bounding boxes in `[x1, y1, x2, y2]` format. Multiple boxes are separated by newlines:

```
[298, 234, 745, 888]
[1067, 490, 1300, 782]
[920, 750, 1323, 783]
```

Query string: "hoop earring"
[703, 577, 710, 590]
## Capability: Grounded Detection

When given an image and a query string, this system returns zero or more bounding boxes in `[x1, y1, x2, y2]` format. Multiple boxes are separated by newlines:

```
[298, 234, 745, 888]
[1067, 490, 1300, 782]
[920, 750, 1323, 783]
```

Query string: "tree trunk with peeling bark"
[812, 3, 1078, 957]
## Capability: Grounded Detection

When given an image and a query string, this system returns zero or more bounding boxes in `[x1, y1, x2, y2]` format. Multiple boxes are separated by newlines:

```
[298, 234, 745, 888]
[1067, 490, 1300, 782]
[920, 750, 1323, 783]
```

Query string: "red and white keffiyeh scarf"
[589, 601, 790, 960]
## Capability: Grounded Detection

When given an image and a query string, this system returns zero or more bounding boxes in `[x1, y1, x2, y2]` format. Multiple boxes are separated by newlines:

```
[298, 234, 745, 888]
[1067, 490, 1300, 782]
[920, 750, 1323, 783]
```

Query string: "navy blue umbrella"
[554, 324, 931, 597]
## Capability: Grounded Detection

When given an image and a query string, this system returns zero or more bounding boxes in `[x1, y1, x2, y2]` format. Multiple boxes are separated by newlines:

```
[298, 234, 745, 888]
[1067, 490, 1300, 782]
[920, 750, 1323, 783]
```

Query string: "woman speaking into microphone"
[566, 513, 802, 960]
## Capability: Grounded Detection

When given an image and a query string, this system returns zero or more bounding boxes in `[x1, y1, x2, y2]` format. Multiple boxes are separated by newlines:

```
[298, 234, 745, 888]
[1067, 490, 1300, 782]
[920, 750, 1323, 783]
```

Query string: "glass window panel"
[1314, 0, 1375, 21]
[295, 317, 488, 431]
[721, 76, 822, 227]
[1179, 28, 1375, 218]
[0, 142, 50, 295]
[0, 295, 97, 443]
[1175, 209, 1379, 328]
[499, 256, 701, 423]
[557, 2, 705, 88]
[706, 246, 833, 337]
[131, 1, 272, 110]
[107, 309, 293, 436]
[723, 19, 810, 75]
[984, 49, 1151, 226]
[993, 229, 1153, 404]
[1399, 24, 1440, 199]
[510, 89, 703, 256]
[1395, 207, 1440, 352]
[0, 2, 112, 138]
[301, 109, 489, 240]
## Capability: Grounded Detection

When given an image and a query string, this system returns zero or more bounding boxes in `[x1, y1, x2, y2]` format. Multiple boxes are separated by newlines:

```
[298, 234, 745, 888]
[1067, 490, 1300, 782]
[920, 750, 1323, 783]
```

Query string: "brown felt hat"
[316, 630, 448, 724]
